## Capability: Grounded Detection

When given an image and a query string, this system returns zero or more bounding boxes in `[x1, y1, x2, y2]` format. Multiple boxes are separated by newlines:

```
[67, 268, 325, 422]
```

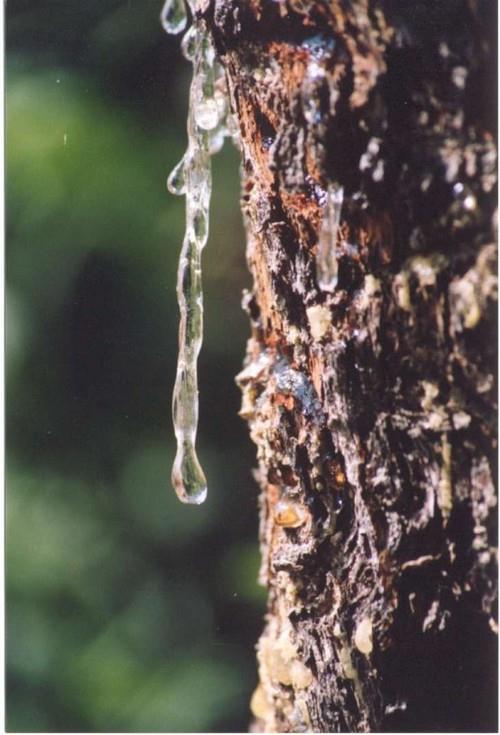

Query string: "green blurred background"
[6, 1, 264, 731]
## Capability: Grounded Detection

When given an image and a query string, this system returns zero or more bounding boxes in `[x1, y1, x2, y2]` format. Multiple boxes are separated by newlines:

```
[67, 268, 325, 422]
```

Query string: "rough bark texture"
[207, 1, 497, 731]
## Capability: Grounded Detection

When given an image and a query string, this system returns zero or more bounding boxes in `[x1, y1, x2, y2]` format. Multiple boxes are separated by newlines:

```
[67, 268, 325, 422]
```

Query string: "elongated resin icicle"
[164, 0, 233, 504]
[170, 24, 219, 504]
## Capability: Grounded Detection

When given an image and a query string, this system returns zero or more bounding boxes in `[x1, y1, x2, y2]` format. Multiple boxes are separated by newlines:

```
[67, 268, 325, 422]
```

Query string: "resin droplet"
[274, 500, 306, 528]
[316, 184, 344, 291]
[172, 438, 207, 504]
[160, 0, 187, 34]
[181, 24, 197, 60]
[333, 493, 344, 513]
[208, 125, 226, 155]
[167, 157, 187, 196]
[195, 98, 219, 130]
[453, 181, 477, 211]
[302, 60, 326, 125]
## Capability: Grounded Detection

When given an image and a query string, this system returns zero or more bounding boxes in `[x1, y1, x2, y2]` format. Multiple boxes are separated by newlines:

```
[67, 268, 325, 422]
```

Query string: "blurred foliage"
[6, 1, 264, 731]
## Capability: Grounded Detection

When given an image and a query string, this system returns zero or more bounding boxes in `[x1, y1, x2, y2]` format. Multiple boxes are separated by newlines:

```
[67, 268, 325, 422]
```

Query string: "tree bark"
[207, 1, 497, 731]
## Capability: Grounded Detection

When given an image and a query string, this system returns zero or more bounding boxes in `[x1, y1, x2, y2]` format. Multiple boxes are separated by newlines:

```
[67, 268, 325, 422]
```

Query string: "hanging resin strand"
[171, 25, 214, 504]
[316, 184, 344, 291]
[164, 0, 232, 504]
[170, 24, 215, 504]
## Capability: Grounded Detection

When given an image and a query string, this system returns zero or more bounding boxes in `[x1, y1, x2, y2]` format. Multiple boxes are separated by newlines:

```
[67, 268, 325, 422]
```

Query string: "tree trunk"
[207, 1, 497, 731]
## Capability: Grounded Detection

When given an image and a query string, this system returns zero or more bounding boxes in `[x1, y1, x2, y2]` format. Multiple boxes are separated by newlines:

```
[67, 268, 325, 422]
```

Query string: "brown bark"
[207, 1, 497, 731]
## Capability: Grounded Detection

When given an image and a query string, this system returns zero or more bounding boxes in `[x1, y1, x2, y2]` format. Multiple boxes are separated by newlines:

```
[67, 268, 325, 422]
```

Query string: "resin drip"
[316, 184, 344, 291]
[160, 0, 187, 34]
[164, 0, 231, 504]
